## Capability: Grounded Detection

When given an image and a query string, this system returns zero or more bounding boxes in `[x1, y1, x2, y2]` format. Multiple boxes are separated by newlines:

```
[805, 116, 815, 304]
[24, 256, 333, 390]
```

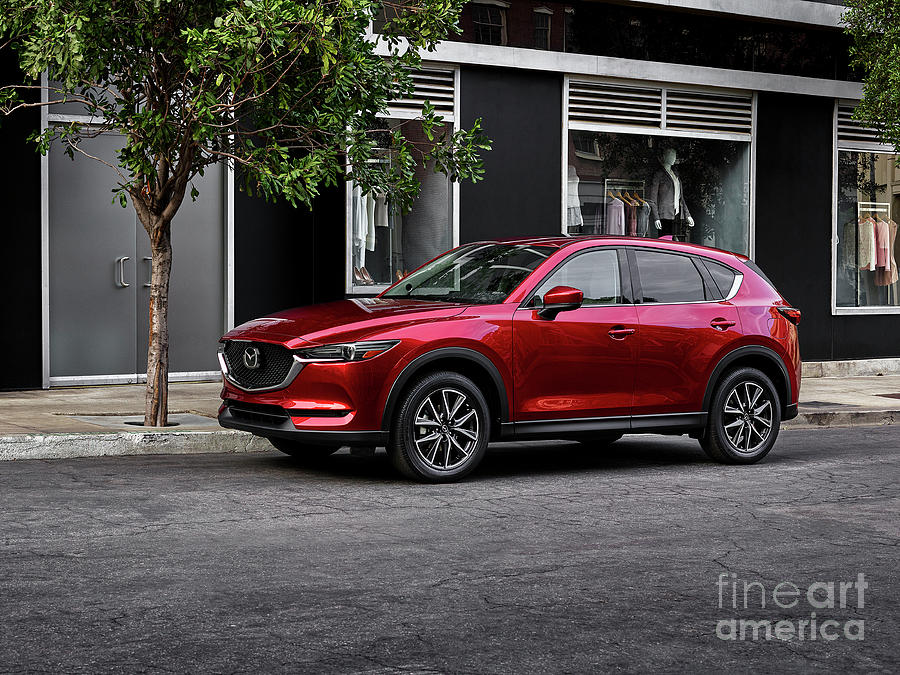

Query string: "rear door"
[512, 248, 638, 421]
[629, 248, 743, 419]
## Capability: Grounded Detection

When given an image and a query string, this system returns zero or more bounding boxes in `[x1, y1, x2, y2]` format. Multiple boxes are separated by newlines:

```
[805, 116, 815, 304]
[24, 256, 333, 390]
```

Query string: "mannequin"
[566, 166, 584, 232]
[649, 148, 694, 236]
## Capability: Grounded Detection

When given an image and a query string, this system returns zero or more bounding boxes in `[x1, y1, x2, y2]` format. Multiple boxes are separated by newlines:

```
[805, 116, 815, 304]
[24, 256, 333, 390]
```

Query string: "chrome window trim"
[725, 273, 744, 301]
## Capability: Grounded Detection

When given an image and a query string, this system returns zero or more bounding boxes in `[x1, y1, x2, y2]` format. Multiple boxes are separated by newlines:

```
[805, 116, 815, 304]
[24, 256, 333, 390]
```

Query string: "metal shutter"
[386, 68, 456, 120]
[837, 103, 884, 146]
[664, 90, 752, 135]
[568, 82, 663, 129]
[568, 80, 752, 139]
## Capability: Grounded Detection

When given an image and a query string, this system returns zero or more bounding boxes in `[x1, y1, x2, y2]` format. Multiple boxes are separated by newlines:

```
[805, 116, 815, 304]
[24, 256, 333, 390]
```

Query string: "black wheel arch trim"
[703, 345, 793, 416]
[381, 347, 510, 431]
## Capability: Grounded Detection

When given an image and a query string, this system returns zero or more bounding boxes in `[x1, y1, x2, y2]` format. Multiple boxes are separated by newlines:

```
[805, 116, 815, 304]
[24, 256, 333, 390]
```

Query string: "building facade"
[3, 0, 898, 391]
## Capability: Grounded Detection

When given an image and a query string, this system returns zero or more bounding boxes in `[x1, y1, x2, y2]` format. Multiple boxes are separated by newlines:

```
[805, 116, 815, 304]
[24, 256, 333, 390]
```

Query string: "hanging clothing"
[605, 198, 625, 235]
[365, 192, 376, 252]
[637, 201, 651, 237]
[352, 184, 366, 270]
[875, 219, 899, 287]
[875, 218, 890, 271]
[858, 217, 876, 271]
[625, 201, 638, 236]
[374, 192, 389, 228]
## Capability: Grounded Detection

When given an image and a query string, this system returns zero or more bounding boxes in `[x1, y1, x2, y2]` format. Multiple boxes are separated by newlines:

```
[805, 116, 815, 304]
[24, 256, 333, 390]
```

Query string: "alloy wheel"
[722, 381, 773, 454]
[412, 387, 480, 471]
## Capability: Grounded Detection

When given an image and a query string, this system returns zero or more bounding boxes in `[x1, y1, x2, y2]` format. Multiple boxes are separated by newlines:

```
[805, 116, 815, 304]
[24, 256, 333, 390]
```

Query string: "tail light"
[777, 307, 801, 325]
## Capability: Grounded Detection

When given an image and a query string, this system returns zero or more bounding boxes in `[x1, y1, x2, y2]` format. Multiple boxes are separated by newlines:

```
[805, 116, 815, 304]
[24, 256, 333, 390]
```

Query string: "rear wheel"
[388, 371, 490, 482]
[701, 367, 781, 464]
[269, 438, 340, 460]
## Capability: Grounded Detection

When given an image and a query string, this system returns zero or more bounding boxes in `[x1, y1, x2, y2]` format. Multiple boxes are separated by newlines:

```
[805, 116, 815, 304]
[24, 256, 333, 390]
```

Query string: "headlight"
[294, 340, 400, 363]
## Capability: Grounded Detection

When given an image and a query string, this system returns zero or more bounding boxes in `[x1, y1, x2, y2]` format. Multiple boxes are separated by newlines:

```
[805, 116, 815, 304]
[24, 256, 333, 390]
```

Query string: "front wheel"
[701, 367, 781, 464]
[388, 371, 490, 482]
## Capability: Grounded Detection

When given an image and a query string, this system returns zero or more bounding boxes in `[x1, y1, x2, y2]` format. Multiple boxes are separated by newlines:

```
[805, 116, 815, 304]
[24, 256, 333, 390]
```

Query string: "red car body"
[218, 237, 800, 465]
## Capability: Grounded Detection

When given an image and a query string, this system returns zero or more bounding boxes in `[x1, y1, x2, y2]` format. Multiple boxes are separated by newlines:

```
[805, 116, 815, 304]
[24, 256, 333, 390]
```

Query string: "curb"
[783, 409, 898, 430]
[0, 430, 271, 462]
[1, 411, 896, 461]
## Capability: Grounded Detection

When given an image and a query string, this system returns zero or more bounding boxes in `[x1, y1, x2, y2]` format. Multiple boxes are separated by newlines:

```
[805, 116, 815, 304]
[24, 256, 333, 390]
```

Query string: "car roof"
[480, 235, 749, 263]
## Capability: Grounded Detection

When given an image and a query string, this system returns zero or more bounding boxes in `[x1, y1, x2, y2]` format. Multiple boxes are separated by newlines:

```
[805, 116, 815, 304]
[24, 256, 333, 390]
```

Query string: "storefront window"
[349, 119, 453, 291]
[566, 132, 751, 255]
[835, 151, 900, 308]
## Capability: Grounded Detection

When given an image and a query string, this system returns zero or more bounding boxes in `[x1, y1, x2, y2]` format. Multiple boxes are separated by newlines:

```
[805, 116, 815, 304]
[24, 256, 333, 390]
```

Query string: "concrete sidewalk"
[0, 375, 898, 460]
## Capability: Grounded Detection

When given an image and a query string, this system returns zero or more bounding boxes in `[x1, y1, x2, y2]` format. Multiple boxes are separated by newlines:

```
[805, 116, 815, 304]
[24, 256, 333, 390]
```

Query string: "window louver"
[386, 68, 456, 120]
[665, 90, 752, 135]
[568, 82, 663, 128]
[568, 80, 752, 139]
[837, 104, 885, 147]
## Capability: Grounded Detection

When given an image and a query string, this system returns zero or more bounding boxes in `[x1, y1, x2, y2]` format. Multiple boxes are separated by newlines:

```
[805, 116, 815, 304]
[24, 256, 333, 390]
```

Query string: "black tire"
[269, 438, 340, 460]
[577, 433, 624, 448]
[388, 370, 490, 482]
[701, 367, 781, 464]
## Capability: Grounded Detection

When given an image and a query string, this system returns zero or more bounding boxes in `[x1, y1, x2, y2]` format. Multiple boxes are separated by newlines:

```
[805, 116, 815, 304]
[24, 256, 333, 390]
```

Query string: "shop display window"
[566, 131, 751, 255]
[348, 119, 454, 292]
[835, 151, 900, 308]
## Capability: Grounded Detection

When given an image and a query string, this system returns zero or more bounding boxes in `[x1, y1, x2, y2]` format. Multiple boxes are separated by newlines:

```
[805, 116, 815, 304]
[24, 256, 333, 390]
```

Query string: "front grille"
[225, 400, 290, 425]
[223, 340, 296, 390]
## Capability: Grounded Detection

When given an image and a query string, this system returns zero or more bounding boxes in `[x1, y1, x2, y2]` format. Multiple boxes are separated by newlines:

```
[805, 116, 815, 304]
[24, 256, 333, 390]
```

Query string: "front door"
[512, 248, 637, 421]
[49, 134, 225, 384]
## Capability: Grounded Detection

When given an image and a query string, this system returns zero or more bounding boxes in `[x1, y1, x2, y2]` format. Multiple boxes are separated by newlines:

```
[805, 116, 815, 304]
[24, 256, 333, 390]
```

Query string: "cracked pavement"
[1, 427, 897, 673]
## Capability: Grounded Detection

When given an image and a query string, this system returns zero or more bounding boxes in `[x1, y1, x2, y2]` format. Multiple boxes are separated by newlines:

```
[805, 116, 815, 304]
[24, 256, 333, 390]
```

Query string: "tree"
[844, 0, 900, 149]
[0, 0, 489, 426]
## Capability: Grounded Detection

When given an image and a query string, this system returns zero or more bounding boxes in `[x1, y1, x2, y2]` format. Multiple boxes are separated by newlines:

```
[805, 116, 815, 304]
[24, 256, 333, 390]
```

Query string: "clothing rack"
[602, 179, 646, 235]
[604, 178, 646, 199]
[858, 201, 890, 221]
[856, 201, 896, 306]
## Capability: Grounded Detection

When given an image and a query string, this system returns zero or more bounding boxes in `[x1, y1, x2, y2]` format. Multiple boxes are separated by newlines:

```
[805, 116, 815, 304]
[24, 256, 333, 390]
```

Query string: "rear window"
[634, 250, 710, 303]
[702, 259, 738, 298]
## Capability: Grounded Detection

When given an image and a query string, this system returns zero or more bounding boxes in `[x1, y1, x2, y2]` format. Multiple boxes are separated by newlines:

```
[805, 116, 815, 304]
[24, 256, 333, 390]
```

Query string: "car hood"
[223, 297, 469, 346]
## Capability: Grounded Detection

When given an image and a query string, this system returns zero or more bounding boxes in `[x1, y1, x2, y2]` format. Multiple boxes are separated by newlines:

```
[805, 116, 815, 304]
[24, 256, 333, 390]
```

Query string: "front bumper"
[218, 400, 387, 447]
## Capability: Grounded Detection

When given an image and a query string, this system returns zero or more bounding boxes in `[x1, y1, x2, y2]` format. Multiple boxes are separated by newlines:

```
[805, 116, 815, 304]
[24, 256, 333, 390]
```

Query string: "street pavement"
[1, 427, 897, 673]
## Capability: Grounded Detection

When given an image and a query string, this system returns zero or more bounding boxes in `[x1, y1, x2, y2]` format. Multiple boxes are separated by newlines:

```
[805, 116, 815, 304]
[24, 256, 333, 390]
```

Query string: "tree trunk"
[144, 220, 173, 427]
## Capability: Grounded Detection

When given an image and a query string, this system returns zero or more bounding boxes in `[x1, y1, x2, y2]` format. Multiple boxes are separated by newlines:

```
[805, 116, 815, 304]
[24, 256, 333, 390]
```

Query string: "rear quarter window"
[702, 259, 738, 298]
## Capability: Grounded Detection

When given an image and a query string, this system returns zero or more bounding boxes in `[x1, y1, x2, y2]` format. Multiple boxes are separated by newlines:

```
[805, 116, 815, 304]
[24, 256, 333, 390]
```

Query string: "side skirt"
[499, 412, 708, 441]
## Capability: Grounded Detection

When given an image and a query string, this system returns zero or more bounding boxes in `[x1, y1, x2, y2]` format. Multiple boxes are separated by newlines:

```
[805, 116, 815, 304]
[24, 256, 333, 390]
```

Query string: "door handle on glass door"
[143, 257, 152, 287]
[710, 318, 736, 330]
[115, 256, 130, 288]
[608, 326, 636, 340]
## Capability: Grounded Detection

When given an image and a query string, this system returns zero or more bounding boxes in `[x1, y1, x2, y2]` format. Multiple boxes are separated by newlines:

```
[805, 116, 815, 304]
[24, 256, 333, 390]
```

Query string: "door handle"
[710, 318, 736, 331]
[608, 326, 636, 340]
[143, 257, 152, 288]
[115, 256, 130, 288]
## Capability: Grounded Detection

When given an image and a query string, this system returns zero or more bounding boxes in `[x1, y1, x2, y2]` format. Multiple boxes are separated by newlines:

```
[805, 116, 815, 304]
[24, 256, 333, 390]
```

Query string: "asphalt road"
[1, 427, 897, 674]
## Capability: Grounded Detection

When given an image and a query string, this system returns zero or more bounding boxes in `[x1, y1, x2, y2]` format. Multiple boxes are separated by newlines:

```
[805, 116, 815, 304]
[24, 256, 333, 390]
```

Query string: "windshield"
[382, 243, 556, 304]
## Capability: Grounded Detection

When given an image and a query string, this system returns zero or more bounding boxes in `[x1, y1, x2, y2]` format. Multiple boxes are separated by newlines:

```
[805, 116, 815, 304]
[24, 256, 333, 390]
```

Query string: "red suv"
[218, 237, 801, 482]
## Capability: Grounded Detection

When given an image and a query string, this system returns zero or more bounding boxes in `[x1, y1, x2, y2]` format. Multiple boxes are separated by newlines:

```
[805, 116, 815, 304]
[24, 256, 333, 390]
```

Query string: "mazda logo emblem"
[242, 346, 261, 370]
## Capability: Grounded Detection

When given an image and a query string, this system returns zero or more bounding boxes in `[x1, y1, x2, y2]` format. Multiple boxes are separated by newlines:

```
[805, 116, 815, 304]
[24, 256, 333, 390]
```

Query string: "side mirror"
[537, 285, 583, 320]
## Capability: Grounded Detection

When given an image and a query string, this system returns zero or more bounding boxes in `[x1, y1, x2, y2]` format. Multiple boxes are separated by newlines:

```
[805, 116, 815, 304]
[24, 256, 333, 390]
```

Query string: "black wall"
[234, 184, 344, 325]
[755, 92, 900, 361]
[0, 54, 42, 390]
[460, 67, 563, 242]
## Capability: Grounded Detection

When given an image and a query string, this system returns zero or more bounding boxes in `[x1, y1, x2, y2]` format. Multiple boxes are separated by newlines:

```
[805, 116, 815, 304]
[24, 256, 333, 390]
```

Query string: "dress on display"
[605, 197, 625, 235]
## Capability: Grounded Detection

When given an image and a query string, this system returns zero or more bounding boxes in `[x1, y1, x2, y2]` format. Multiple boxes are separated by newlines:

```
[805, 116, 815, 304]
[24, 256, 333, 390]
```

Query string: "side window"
[634, 250, 709, 303]
[703, 259, 739, 298]
[535, 249, 622, 305]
